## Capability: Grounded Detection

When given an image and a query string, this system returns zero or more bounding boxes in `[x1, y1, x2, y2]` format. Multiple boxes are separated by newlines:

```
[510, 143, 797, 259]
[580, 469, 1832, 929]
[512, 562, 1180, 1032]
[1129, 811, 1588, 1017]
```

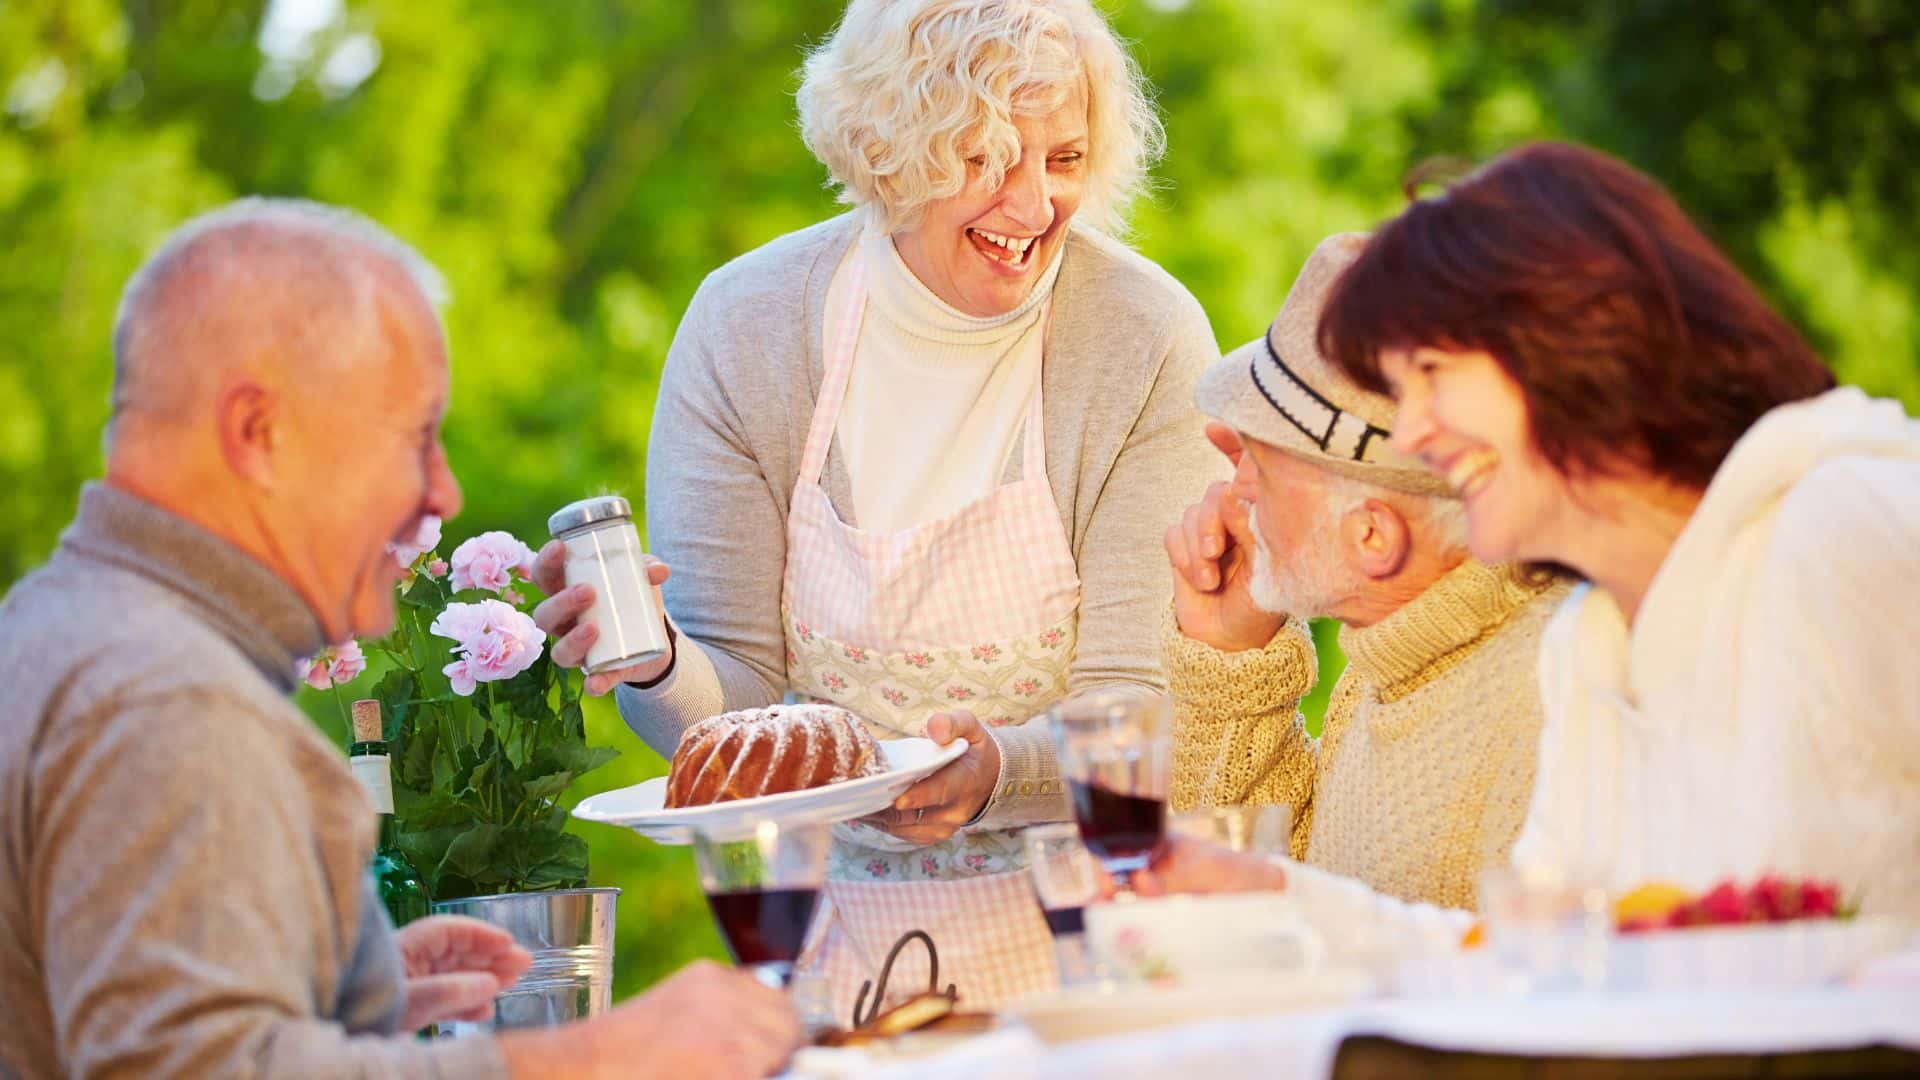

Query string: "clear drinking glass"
[1047, 690, 1173, 890]
[692, 819, 832, 990]
[1478, 862, 1610, 993]
[1167, 803, 1294, 856]
[1023, 822, 1107, 987]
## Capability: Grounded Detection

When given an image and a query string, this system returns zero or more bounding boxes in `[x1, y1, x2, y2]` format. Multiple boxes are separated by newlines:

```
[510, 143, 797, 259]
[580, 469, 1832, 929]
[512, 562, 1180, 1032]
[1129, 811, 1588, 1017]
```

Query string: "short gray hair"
[107, 197, 447, 449]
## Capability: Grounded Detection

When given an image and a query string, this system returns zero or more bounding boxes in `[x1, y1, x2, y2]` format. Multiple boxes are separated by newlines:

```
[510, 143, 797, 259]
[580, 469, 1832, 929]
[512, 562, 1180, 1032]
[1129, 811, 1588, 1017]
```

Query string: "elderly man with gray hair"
[1161, 234, 1569, 913]
[0, 200, 799, 1079]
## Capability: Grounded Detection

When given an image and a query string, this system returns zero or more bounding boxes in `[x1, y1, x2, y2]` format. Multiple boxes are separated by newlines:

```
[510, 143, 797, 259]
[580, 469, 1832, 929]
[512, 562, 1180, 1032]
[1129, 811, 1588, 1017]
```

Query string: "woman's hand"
[531, 540, 676, 695]
[865, 711, 1001, 845]
[393, 915, 533, 1031]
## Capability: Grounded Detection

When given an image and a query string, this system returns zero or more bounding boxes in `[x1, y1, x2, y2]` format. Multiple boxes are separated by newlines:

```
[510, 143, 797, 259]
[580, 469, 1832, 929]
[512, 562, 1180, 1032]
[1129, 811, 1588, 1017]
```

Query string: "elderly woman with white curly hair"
[534, 0, 1222, 1010]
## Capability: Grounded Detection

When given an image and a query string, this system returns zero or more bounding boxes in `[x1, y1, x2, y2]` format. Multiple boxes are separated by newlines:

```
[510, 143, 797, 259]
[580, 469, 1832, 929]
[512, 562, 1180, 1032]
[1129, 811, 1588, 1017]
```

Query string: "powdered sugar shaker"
[547, 496, 671, 674]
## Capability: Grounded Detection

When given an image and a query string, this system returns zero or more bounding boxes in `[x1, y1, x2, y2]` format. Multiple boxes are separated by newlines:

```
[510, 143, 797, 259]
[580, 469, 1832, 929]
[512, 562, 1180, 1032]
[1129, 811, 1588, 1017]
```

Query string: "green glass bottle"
[349, 699, 432, 927]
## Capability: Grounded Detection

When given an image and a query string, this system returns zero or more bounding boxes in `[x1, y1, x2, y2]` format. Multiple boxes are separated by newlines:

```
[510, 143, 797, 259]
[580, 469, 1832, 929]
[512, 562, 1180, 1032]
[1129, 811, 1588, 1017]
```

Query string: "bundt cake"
[664, 703, 887, 808]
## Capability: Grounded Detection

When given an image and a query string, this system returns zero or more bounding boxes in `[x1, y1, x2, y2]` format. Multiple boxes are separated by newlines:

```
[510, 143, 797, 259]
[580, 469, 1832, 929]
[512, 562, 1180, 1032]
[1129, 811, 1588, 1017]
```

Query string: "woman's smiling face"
[892, 82, 1089, 317]
[1378, 345, 1576, 565]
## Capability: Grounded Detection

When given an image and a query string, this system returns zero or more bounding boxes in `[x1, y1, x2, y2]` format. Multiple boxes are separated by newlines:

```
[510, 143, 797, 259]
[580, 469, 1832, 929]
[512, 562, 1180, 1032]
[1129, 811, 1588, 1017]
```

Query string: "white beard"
[1246, 505, 1345, 620]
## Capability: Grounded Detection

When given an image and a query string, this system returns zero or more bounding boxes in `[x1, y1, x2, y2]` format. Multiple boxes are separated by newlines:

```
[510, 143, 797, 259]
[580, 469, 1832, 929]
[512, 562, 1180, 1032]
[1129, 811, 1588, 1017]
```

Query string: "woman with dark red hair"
[1311, 141, 1920, 919]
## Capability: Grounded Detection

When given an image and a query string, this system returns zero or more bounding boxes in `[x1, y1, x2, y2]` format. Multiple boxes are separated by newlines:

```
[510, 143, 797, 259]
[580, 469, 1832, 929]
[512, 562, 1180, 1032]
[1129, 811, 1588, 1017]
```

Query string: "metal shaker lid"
[548, 495, 634, 538]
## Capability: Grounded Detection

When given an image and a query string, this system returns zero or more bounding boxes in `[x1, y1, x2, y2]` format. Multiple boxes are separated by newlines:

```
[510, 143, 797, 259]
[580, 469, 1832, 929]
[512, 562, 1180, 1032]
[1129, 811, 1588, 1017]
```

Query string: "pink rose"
[297, 641, 364, 690]
[425, 558, 449, 580]
[389, 515, 442, 569]
[449, 531, 537, 594]
[328, 640, 366, 685]
[430, 599, 544, 696]
[866, 860, 891, 878]
[443, 657, 477, 697]
[970, 644, 1000, 662]
[299, 651, 334, 691]
[921, 855, 938, 875]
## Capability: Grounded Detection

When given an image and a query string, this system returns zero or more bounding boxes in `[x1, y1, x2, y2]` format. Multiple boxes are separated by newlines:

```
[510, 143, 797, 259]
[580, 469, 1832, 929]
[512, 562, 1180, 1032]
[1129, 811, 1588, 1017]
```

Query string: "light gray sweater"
[0, 485, 505, 1079]
[620, 214, 1226, 826]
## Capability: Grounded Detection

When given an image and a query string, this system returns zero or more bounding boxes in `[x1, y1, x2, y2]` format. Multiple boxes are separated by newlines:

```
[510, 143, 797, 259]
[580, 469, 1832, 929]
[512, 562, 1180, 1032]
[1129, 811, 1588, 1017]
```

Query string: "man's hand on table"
[1164, 425, 1289, 652]
[1106, 835, 1290, 898]
[502, 960, 801, 1080]
[530, 539, 676, 695]
[394, 915, 533, 1031]
[863, 710, 1001, 844]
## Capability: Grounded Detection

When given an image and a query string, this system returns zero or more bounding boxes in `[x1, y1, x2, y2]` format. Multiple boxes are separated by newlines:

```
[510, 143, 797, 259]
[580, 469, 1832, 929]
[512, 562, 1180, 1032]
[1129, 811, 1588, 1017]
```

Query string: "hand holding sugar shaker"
[547, 496, 671, 674]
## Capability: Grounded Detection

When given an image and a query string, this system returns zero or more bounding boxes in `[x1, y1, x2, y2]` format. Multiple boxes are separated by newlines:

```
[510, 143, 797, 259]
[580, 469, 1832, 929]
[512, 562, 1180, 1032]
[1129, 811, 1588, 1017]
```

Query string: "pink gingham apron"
[783, 251, 1080, 1019]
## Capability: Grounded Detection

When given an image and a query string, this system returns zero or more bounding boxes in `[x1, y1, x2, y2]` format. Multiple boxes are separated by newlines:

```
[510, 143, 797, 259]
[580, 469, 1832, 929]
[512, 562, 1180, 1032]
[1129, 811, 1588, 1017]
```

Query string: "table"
[792, 986, 1920, 1079]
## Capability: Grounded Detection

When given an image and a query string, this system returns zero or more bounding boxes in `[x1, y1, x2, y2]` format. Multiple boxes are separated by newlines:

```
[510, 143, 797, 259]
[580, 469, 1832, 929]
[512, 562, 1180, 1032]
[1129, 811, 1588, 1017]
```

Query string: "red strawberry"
[1697, 881, 1751, 925]
[1800, 879, 1841, 918]
[1669, 899, 1711, 927]
[1750, 874, 1802, 922]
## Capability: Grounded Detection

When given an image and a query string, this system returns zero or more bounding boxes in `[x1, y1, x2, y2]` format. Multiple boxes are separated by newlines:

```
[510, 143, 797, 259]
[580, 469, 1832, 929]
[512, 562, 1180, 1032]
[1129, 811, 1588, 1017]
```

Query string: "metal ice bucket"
[432, 887, 618, 1033]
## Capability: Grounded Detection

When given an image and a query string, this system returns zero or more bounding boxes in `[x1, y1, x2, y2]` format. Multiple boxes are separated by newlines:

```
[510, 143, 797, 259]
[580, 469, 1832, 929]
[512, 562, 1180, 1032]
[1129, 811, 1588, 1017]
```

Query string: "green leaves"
[361, 571, 616, 900]
[423, 824, 592, 898]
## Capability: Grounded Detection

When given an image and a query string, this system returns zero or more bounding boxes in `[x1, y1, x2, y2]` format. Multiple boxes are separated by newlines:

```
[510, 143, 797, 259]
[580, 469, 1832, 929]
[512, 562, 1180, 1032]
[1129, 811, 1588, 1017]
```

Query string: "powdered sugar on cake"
[665, 703, 886, 807]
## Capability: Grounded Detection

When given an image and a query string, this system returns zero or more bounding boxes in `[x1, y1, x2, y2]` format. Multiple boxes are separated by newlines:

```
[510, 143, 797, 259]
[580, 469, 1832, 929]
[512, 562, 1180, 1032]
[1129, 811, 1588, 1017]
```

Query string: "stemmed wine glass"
[692, 818, 832, 989]
[1023, 822, 1108, 986]
[1046, 690, 1173, 891]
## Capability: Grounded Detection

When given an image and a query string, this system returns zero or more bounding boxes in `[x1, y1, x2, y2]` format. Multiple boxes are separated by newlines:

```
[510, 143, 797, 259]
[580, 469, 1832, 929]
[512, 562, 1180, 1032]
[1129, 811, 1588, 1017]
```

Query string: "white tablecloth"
[792, 986, 1920, 1079]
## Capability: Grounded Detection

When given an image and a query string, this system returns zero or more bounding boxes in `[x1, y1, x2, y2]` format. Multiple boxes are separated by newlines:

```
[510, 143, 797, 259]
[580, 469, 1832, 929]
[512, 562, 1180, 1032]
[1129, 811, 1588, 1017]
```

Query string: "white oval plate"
[570, 737, 968, 844]
[1010, 967, 1375, 1044]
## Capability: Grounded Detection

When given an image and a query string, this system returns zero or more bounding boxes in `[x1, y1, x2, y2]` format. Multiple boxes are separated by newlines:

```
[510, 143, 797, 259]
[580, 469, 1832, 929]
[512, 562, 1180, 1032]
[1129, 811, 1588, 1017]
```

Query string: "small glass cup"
[1478, 862, 1610, 993]
[692, 819, 832, 991]
[1047, 691, 1173, 891]
[1023, 822, 1108, 988]
[1167, 803, 1294, 856]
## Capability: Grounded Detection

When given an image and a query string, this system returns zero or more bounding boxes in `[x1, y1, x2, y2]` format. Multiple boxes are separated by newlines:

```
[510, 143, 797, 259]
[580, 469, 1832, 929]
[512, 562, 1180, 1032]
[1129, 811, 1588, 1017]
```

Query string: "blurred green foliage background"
[4, 0, 1916, 999]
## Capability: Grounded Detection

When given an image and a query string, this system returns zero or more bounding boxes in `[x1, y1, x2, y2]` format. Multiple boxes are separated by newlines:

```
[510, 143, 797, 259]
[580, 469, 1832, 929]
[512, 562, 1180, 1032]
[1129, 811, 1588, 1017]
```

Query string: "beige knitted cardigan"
[1166, 559, 1568, 910]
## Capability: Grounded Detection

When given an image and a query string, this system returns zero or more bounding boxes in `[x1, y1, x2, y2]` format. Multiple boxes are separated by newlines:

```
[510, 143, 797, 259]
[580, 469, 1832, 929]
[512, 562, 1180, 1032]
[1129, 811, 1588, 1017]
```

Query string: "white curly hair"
[797, 0, 1163, 236]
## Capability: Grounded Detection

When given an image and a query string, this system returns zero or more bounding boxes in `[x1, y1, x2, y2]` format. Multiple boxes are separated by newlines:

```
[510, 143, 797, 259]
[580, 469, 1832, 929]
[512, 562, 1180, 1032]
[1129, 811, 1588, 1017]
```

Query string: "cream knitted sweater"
[1167, 559, 1567, 910]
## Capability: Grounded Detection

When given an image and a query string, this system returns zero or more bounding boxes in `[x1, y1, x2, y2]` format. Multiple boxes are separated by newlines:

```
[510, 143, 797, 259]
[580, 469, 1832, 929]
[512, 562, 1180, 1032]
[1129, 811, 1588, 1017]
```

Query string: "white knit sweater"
[1513, 387, 1920, 919]
[1280, 386, 1920, 945]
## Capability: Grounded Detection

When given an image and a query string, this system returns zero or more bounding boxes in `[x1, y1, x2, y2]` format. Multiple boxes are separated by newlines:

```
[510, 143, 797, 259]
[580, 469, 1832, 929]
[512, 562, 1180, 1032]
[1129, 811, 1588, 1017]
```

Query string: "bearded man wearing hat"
[1161, 234, 1569, 911]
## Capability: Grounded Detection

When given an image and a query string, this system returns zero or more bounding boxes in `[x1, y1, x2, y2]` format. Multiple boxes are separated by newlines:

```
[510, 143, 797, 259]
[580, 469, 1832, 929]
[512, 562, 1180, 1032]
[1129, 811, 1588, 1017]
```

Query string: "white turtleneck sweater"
[827, 229, 1065, 533]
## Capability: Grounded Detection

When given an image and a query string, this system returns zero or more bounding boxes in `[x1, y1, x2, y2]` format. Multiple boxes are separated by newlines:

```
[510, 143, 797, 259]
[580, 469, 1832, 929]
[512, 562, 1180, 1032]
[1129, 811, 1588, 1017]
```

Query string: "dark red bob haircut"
[1317, 141, 1834, 491]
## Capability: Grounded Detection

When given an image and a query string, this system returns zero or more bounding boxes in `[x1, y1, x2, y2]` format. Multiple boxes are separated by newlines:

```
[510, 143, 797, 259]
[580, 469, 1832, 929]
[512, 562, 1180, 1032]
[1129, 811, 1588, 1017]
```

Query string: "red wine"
[1068, 779, 1165, 867]
[706, 887, 820, 966]
[1044, 906, 1086, 936]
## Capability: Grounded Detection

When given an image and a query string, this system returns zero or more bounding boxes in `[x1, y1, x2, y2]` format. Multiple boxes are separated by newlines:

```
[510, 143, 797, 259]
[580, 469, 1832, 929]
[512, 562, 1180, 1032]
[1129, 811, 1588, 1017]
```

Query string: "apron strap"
[1020, 302, 1054, 486]
[798, 254, 869, 485]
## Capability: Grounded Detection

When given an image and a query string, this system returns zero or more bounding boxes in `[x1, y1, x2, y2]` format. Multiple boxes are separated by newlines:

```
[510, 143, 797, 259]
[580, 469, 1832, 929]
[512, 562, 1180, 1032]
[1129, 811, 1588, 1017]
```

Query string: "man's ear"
[216, 380, 279, 488]
[1343, 498, 1411, 580]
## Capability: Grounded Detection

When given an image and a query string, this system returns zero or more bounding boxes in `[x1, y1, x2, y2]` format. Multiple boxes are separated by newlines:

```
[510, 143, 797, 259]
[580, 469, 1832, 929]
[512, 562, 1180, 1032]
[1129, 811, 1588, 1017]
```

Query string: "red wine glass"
[692, 818, 832, 989]
[1046, 691, 1172, 892]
